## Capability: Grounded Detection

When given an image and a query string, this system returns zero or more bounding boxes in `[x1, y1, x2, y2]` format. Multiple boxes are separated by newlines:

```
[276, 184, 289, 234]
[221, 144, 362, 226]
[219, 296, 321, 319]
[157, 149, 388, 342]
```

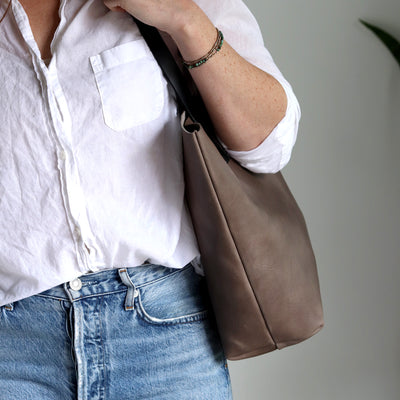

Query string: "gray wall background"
[228, 0, 400, 399]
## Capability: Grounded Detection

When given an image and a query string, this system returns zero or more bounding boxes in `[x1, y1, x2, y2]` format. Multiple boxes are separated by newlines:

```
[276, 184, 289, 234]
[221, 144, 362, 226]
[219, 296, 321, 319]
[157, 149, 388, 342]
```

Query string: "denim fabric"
[0, 263, 232, 399]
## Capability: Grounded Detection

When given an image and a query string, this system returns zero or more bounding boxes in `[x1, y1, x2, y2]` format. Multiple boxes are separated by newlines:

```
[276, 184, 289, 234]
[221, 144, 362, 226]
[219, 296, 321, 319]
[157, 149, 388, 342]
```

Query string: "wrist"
[166, 4, 218, 62]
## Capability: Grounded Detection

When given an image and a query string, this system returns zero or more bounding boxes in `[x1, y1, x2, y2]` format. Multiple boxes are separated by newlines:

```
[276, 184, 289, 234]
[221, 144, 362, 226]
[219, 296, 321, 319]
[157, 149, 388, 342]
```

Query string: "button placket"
[44, 62, 95, 274]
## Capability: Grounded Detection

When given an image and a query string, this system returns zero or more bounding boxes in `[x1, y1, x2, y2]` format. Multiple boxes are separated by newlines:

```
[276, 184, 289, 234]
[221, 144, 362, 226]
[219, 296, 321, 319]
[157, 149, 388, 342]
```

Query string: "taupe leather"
[182, 114, 324, 360]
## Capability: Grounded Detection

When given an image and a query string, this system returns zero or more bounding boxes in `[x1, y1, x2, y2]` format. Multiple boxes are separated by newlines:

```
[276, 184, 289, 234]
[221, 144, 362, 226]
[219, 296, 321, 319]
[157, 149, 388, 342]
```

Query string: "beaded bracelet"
[183, 28, 224, 70]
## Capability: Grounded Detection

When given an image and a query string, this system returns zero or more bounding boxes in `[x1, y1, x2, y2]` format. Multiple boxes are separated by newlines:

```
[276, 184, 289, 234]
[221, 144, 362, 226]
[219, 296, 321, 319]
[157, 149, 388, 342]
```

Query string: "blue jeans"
[0, 263, 232, 399]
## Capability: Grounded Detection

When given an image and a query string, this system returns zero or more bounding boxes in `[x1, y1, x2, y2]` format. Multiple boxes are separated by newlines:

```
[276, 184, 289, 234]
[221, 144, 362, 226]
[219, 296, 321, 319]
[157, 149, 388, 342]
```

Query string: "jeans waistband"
[36, 262, 192, 303]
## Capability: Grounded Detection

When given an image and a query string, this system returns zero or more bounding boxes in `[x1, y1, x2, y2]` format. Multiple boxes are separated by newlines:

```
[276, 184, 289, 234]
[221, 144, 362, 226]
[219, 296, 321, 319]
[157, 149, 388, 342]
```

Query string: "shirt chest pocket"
[90, 40, 165, 132]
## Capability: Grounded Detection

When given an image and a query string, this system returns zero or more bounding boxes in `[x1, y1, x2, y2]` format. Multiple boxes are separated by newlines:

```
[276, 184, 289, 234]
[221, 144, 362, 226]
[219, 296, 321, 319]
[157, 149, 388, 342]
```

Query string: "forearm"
[167, 5, 288, 151]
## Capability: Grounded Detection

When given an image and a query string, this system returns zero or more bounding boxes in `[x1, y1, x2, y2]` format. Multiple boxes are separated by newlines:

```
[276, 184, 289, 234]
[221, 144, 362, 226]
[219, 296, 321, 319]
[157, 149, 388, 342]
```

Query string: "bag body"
[182, 114, 324, 360]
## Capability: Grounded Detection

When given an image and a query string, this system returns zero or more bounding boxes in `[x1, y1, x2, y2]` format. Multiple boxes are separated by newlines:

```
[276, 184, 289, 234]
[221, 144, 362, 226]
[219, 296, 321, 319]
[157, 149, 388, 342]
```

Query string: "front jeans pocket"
[135, 265, 211, 325]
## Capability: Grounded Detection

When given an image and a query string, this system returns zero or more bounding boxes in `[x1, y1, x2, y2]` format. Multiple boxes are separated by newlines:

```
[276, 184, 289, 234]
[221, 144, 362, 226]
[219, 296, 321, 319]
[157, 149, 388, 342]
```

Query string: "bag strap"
[133, 18, 230, 162]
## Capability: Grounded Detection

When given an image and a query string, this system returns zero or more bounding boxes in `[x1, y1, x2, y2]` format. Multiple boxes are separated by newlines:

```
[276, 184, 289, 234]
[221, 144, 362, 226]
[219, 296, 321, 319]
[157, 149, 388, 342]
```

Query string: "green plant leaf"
[359, 19, 400, 68]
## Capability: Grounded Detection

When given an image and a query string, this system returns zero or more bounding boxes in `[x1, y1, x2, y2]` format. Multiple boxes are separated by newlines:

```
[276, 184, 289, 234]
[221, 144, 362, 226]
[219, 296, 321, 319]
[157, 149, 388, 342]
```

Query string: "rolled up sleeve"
[222, 83, 300, 173]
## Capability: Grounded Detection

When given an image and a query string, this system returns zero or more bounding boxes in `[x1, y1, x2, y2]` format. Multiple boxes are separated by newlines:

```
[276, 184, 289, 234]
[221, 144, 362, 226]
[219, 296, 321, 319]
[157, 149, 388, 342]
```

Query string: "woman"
[0, 0, 300, 398]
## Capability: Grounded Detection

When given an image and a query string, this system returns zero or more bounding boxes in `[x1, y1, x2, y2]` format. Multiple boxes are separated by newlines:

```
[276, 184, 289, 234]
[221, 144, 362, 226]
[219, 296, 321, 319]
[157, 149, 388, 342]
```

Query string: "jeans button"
[69, 278, 82, 291]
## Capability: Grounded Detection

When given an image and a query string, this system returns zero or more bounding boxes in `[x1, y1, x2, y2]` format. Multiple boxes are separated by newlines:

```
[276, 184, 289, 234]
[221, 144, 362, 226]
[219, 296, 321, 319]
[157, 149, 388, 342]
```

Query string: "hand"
[103, 0, 203, 36]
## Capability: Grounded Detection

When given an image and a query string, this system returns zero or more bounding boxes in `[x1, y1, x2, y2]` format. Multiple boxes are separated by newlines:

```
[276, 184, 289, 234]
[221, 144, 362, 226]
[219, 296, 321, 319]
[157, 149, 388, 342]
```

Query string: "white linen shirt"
[0, 0, 300, 306]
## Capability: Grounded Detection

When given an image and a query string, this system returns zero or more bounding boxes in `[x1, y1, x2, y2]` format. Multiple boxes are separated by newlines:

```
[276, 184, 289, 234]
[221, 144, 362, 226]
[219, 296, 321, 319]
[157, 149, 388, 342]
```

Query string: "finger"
[104, 1, 125, 12]
[112, 6, 126, 12]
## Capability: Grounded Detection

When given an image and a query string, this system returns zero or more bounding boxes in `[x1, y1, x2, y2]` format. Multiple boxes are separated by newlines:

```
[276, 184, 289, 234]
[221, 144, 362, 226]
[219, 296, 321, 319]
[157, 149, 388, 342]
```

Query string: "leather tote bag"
[134, 19, 324, 360]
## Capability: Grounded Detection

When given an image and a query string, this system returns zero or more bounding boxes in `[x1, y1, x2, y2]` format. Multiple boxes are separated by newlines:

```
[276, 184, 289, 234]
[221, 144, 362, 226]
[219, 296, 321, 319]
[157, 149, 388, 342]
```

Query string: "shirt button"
[59, 150, 67, 161]
[74, 226, 81, 238]
[69, 278, 82, 291]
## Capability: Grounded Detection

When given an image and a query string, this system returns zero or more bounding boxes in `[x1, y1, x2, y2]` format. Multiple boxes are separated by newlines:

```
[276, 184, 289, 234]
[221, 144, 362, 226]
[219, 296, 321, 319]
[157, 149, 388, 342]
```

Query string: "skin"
[19, 0, 288, 151]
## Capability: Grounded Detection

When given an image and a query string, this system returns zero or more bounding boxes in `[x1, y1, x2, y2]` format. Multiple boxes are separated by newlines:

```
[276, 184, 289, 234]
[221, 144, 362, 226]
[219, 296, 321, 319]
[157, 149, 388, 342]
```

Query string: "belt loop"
[4, 303, 14, 311]
[118, 268, 138, 311]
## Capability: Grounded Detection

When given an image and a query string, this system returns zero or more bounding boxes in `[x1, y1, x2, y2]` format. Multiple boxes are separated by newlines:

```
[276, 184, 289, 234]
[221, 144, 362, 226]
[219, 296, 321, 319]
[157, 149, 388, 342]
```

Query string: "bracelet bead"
[183, 28, 224, 70]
